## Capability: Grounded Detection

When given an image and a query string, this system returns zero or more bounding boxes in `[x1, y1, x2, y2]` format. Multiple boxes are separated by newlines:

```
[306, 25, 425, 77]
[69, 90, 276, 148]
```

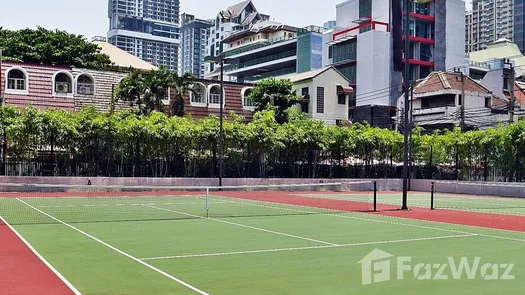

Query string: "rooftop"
[93, 41, 158, 71]
[413, 71, 492, 95]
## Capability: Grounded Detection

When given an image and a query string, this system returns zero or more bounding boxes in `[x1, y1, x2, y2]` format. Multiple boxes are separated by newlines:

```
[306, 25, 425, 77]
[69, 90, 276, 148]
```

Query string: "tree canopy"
[248, 78, 301, 123]
[115, 66, 195, 116]
[1, 104, 525, 181]
[0, 26, 112, 69]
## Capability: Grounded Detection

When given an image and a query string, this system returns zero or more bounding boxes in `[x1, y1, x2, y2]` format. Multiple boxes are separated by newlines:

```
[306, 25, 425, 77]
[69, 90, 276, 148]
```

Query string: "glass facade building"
[180, 14, 212, 78]
[107, 0, 180, 71]
[515, 0, 525, 53]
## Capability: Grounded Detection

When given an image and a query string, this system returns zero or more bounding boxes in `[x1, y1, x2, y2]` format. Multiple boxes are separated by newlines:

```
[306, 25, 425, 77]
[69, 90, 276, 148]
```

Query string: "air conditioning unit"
[55, 82, 70, 93]
[78, 86, 92, 95]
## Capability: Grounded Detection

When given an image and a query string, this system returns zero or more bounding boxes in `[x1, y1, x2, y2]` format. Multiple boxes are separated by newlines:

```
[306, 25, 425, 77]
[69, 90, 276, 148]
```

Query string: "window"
[208, 84, 223, 107]
[338, 94, 346, 105]
[53, 71, 73, 96]
[328, 46, 333, 59]
[316, 87, 325, 113]
[302, 87, 309, 96]
[242, 87, 255, 109]
[485, 97, 492, 108]
[76, 74, 95, 95]
[6, 67, 28, 94]
[359, 0, 372, 18]
[190, 83, 206, 105]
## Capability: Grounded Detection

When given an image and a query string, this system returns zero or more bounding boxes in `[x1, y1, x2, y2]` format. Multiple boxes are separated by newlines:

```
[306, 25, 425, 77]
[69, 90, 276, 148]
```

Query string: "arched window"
[5, 67, 29, 94]
[241, 87, 255, 109]
[53, 71, 73, 96]
[207, 84, 224, 108]
[189, 83, 206, 105]
[76, 74, 95, 95]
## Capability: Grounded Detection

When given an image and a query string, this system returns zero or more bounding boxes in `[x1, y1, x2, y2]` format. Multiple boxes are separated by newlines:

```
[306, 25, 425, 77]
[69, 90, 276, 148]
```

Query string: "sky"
[1, 0, 347, 40]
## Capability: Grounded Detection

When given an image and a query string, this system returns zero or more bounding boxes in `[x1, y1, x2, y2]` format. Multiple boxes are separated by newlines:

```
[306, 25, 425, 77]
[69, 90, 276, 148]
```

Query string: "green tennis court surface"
[1, 183, 525, 294]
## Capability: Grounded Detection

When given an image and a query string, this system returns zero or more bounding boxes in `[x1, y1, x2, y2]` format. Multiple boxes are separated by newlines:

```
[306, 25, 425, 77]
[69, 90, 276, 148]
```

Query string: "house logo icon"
[359, 248, 394, 285]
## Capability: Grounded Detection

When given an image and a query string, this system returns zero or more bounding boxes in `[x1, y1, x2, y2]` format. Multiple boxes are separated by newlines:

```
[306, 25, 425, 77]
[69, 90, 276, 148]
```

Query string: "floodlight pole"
[401, 0, 411, 210]
[219, 57, 224, 187]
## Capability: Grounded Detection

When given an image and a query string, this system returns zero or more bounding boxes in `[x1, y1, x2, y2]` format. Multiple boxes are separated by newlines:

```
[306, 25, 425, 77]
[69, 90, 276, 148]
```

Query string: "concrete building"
[324, 20, 337, 29]
[283, 66, 353, 125]
[205, 0, 270, 75]
[515, 0, 525, 53]
[466, 0, 514, 53]
[323, 0, 465, 128]
[107, 0, 180, 71]
[396, 71, 510, 131]
[180, 13, 212, 78]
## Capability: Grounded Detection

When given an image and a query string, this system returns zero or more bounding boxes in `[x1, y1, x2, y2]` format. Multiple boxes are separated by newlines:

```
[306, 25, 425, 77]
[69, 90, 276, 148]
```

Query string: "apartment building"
[180, 13, 212, 78]
[323, 0, 464, 128]
[515, 0, 525, 53]
[107, 0, 180, 71]
[466, 0, 514, 53]
[205, 0, 270, 75]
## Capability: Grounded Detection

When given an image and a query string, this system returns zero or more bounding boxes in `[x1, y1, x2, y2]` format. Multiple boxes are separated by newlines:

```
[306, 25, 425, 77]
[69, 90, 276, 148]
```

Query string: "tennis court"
[1, 181, 525, 294]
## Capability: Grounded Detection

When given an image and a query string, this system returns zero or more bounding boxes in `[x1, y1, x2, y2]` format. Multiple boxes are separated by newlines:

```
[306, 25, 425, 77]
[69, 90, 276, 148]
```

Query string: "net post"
[430, 182, 435, 210]
[373, 181, 377, 212]
[205, 188, 209, 218]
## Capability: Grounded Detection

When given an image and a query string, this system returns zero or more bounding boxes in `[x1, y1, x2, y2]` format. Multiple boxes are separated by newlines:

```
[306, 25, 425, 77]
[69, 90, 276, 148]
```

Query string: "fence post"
[373, 181, 377, 212]
[206, 188, 210, 218]
[430, 181, 435, 210]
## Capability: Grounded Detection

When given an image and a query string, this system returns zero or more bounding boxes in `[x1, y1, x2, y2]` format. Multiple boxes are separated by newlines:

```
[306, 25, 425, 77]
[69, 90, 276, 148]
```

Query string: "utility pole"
[401, 0, 411, 210]
[408, 81, 414, 191]
[0, 49, 3, 106]
[504, 59, 516, 123]
[454, 68, 465, 131]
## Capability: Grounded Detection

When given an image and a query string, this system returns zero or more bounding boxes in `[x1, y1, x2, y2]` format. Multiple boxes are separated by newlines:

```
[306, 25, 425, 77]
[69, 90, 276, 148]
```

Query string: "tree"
[0, 27, 112, 69]
[115, 69, 149, 115]
[170, 72, 195, 117]
[144, 66, 172, 113]
[116, 67, 193, 116]
[248, 78, 301, 123]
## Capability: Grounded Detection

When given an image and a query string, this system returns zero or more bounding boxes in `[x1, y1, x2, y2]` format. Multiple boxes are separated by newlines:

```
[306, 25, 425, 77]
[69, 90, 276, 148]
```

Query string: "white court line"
[144, 205, 339, 246]
[35, 201, 226, 209]
[140, 233, 476, 261]
[0, 216, 82, 295]
[210, 196, 525, 243]
[16, 198, 210, 295]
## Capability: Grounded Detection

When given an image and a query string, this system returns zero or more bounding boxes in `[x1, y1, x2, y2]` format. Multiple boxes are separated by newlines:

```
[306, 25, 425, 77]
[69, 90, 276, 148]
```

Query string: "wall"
[480, 69, 505, 99]
[322, 30, 334, 67]
[311, 69, 350, 124]
[433, 0, 447, 71]
[1, 62, 75, 110]
[177, 79, 254, 120]
[71, 68, 130, 112]
[445, 0, 467, 71]
[356, 30, 392, 106]
[335, 0, 360, 29]
[292, 80, 314, 114]
[4, 176, 525, 199]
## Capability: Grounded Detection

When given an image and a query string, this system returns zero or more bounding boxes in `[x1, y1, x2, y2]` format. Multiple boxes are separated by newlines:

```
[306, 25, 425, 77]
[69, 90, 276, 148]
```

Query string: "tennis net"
[0, 181, 377, 225]
[430, 181, 525, 214]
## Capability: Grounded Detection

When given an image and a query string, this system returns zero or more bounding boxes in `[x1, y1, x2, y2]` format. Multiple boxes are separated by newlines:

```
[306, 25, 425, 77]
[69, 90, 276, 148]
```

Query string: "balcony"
[223, 35, 297, 57]
[224, 50, 296, 72]
[242, 67, 296, 82]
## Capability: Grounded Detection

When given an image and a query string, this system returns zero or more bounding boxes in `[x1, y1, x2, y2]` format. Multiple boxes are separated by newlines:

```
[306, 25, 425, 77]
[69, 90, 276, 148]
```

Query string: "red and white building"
[322, 0, 465, 128]
[0, 61, 254, 120]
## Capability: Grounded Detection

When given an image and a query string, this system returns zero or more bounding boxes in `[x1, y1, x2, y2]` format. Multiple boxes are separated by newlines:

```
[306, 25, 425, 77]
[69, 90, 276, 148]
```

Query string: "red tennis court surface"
[0, 219, 75, 295]
[217, 191, 525, 232]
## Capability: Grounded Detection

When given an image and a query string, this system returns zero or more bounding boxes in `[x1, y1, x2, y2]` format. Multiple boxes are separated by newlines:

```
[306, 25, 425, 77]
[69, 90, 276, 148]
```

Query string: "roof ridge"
[413, 72, 434, 92]
[438, 72, 451, 89]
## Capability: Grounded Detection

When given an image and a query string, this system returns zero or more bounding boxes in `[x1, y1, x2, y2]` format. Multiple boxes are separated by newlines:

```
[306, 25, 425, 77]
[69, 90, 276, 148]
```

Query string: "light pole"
[205, 10, 234, 186]
[401, 0, 411, 210]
